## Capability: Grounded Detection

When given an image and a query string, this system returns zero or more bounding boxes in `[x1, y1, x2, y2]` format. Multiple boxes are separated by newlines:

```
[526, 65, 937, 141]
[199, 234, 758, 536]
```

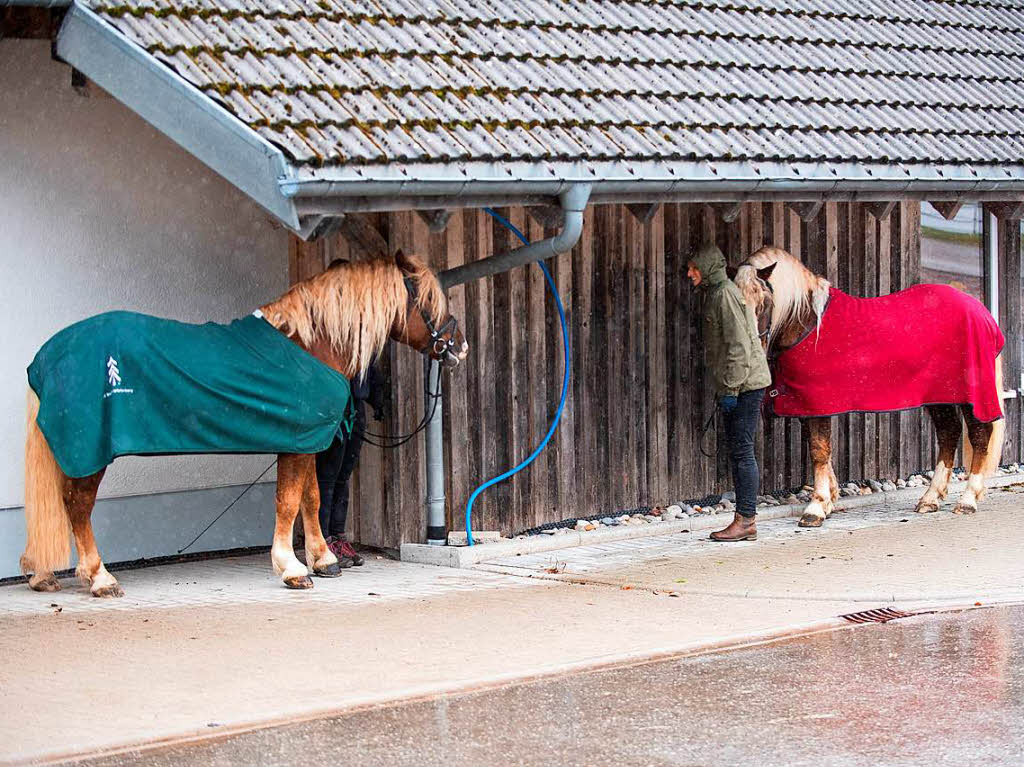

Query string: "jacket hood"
[692, 244, 728, 288]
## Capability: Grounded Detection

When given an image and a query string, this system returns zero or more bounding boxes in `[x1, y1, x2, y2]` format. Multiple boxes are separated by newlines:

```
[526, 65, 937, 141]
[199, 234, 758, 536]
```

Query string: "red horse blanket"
[769, 285, 1004, 422]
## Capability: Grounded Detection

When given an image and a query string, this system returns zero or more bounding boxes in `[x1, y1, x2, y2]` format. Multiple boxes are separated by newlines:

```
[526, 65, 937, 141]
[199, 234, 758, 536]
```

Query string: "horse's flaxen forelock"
[734, 264, 771, 313]
[740, 247, 830, 348]
[261, 254, 447, 379]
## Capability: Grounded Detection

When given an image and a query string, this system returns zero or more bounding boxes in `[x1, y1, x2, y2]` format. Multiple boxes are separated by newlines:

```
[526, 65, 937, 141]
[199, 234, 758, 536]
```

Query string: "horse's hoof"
[953, 504, 977, 515]
[91, 583, 124, 598]
[28, 574, 61, 592]
[313, 562, 343, 578]
[915, 502, 939, 514]
[798, 514, 824, 528]
[284, 575, 314, 590]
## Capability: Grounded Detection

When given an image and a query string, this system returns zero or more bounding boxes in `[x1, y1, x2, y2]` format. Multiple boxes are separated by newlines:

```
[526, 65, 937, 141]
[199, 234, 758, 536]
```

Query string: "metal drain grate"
[840, 607, 927, 624]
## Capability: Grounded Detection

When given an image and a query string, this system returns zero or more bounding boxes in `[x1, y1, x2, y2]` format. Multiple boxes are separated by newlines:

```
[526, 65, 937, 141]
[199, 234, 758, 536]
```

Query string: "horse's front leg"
[299, 460, 342, 577]
[272, 454, 313, 589]
[798, 417, 834, 528]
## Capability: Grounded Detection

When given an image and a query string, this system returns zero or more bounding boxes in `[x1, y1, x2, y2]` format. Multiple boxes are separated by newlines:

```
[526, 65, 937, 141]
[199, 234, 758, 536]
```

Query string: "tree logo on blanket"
[107, 356, 121, 387]
[103, 356, 134, 398]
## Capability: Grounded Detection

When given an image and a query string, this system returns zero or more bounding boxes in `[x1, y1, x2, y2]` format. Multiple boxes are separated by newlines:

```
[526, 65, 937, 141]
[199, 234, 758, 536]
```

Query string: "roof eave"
[4, 0, 71, 6]
[56, 2, 299, 230]
[283, 159, 1024, 214]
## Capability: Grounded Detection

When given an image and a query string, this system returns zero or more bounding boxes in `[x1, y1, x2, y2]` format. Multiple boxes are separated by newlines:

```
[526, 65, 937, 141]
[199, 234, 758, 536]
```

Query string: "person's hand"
[719, 395, 738, 415]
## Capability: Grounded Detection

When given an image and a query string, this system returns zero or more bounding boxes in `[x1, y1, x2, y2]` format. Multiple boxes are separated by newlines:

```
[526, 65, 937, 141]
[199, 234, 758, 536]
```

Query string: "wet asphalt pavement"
[70, 605, 1024, 767]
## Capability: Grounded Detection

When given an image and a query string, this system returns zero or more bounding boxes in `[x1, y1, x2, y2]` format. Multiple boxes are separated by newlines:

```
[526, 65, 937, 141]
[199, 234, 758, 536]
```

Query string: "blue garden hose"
[464, 209, 572, 546]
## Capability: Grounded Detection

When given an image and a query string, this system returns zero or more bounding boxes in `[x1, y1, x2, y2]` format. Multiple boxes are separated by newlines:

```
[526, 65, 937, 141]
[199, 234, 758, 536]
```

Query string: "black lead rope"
[176, 371, 433, 553]
[699, 410, 718, 459]
[360, 366, 442, 449]
[178, 457, 278, 554]
[361, 274, 456, 449]
[180, 272, 457, 548]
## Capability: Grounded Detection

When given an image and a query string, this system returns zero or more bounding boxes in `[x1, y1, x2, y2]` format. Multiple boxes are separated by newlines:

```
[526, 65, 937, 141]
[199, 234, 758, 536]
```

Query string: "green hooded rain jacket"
[693, 245, 772, 398]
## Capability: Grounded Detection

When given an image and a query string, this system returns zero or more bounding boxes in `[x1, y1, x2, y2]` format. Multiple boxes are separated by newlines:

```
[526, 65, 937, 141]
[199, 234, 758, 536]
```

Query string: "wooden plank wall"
[288, 201, 1021, 549]
[997, 215, 1023, 464]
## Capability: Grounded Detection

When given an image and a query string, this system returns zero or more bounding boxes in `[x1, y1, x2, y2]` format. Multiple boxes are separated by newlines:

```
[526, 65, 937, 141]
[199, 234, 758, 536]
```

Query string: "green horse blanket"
[28, 311, 353, 478]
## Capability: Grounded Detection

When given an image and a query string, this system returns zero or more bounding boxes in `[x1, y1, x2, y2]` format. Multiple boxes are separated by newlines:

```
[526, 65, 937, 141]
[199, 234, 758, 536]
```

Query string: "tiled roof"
[82, 0, 1024, 172]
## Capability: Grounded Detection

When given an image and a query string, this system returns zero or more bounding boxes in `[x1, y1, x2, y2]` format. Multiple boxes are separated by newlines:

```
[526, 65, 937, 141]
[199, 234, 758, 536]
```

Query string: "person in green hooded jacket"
[688, 244, 772, 541]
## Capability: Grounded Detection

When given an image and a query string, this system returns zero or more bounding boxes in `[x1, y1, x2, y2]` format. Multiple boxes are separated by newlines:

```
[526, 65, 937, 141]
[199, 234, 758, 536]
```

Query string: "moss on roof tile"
[83, 0, 1024, 168]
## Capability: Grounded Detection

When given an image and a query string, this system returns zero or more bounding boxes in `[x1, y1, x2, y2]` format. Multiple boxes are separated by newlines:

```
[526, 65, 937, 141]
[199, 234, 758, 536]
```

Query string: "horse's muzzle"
[442, 341, 469, 368]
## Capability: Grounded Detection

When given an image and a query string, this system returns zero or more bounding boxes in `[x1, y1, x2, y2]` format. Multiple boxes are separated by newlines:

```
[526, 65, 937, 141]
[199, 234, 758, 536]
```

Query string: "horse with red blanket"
[734, 247, 1005, 528]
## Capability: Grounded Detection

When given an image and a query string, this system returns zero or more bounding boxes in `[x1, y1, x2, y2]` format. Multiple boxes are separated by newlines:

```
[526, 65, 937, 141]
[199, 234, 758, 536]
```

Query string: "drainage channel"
[840, 607, 933, 624]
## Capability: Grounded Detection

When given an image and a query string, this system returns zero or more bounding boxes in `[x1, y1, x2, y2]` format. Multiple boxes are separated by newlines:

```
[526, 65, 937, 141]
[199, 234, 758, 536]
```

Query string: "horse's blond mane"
[737, 246, 830, 348]
[259, 254, 447, 379]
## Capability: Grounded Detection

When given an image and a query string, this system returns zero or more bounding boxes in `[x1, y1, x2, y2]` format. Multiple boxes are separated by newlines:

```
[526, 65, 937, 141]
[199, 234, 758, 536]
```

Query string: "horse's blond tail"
[983, 354, 1007, 477]
[21, 389, 70, 576]
[963, 354, 1006, 479]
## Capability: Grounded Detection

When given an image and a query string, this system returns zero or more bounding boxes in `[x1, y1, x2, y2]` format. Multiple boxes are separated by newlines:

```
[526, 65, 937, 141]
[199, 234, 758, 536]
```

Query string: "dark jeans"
[723, 388, 765, 518]
[315, 404, 365, 539]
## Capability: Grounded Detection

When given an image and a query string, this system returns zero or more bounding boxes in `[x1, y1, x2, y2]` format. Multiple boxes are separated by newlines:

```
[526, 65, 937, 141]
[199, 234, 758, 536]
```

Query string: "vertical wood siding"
[998, 216, 1023, 465]
[289, 201, 1022, 549]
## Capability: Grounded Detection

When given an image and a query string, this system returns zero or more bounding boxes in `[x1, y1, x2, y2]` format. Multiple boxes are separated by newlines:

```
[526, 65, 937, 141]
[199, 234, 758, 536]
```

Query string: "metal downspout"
[438, 184, 592, 288]
[425, 358, 446, 545]
[986, 208, 1000, 322]
[424, 183, 591, 545]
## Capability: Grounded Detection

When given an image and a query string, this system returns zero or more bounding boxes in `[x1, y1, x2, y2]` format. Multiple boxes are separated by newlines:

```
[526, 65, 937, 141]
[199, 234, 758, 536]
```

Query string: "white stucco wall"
[0, 40, 290, 509]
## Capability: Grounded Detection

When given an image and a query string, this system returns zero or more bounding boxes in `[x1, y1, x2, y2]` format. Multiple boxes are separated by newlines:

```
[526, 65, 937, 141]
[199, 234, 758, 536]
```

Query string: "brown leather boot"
[709, 513, 757, 542]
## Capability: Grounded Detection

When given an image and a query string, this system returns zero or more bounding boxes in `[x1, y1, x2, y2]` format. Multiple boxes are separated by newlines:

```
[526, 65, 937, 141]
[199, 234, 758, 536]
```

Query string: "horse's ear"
[394, 249, 416, 274]
[726, 265, 738, 281]
[757, 263, 777, 282]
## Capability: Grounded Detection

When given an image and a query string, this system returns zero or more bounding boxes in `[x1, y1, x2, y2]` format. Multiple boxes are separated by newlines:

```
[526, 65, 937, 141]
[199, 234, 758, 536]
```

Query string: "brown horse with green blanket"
[22, 251, 467, 596]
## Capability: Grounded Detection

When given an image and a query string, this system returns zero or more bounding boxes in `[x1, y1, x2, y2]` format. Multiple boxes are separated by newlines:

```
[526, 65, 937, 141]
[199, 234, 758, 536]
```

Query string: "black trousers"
[315, 404, 365, 539]
[722, 388, 765, 518]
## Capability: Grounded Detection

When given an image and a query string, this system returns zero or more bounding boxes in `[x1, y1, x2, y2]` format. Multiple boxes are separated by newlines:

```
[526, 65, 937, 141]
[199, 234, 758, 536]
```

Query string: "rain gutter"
[282, 159, 1024, 203]
[287, 174, 1024, 217]
[437, 183, 591, 288]
[55, 3, 299, 230]
[291, 188, 1024, 216]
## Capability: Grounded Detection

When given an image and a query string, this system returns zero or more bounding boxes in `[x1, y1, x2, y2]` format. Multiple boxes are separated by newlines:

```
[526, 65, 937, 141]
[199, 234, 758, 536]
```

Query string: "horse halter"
[403, 276, 460, 366]
[758, 280, 774, 342]
[360, 275, 456, 450]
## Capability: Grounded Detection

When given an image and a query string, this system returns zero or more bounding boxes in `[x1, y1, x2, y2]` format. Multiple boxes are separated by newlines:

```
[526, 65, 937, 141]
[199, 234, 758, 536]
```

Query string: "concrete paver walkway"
[1, 487, 1022, 764]
[479, 488, 1024, 603]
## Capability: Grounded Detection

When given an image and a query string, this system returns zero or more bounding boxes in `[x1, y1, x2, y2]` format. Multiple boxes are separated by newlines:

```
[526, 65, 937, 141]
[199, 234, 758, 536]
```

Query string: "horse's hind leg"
[300, 462, 341, 577]
[272, 454, 314, 589]
[66, 470, 122, 598]
[799, 417, 834, 528]
[828, 463, 840, 503]
[916, 406, 960, 514]
[954, 409, 993, 515]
